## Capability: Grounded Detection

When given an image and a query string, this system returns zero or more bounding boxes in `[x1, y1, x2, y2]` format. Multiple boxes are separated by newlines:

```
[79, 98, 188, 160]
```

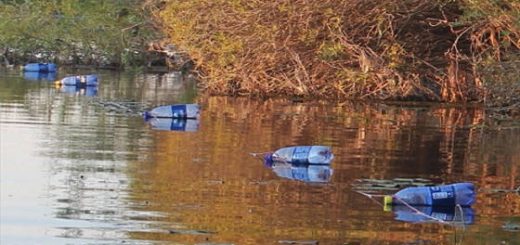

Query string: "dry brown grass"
[148, 0, 520, 104]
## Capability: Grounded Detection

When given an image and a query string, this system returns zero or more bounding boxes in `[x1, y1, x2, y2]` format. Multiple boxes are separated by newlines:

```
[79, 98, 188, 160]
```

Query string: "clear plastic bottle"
[143, 104, 200, 119]
[385, 182, 475, 207]
[57, 75, 98, 87]
[58, 76, 78, 86]
[264, 145, 334, 165]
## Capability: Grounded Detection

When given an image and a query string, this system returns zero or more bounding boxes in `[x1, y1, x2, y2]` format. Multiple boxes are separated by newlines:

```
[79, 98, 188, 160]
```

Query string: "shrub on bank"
[156, 0, 520, 105]
[0, 0, 160, 68]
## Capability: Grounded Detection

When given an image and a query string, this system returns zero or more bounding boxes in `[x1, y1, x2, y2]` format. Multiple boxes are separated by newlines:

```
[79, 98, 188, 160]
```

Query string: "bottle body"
[46, 63, 57, 72]
[390, 183, 475, 207]
[60, 76, 78, 86]
[23, 63, 57, 72]
[143, 104, 200, 119]
[83, 75, 98, 86]
[271, 145, 334, 165]
[58, 75, 98, 87]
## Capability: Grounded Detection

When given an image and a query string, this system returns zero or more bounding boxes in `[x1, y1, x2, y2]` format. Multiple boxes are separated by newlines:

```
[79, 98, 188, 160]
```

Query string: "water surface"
[1, 69, 519, 244]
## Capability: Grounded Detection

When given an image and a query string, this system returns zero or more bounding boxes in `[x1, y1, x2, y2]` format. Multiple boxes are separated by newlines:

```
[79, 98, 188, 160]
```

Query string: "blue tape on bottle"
[171, 105, 187, 118]
[292, 146, 312, 165]
[430, 185, 456, 206]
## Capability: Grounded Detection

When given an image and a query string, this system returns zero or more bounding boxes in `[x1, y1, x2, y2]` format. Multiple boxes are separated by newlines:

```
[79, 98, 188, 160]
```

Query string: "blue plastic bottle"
[23, 63, 57, 72]
[385, 183, 476, 207]
[58, 76, 78, 86]
[56, 75, 98, 87]
[143, 104, 199, 119]
[83, 75, 98, 86]
[264, 145, 334, 165]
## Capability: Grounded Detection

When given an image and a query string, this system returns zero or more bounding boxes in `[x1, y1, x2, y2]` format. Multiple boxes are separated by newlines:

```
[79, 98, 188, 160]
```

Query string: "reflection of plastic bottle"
[24, 71, 57, 81]
[147, 118, 199, 132]
[385, 183, 475, 207]
[60, 85, 79, 94]
[59, 85, 98, 97]
[268, 162, 333, 183]
[84, 86, 98, 97]
[264, 146, 334, 165]
[391, 205, 474, 225]
[143, 104, 199, 119]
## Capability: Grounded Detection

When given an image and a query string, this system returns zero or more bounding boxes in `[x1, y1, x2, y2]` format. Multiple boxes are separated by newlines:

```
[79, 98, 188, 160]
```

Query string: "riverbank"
[0, 1, 163, 69]
[152, 0, 520, 111]
[1, 1, 519, 115]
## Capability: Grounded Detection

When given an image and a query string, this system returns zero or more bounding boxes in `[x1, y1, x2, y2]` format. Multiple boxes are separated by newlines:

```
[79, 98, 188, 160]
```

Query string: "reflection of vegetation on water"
[4, 71, 515, 243]
[0, 72, 41, 100]
[0, 71, 201, 242]
[0, 0, 160, 68]
[1, 70, 516, 244]
[127, 97, 519, 244]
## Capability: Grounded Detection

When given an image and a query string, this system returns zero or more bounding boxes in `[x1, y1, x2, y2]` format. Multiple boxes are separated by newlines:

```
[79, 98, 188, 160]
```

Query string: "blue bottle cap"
[143, 111, 152, 120]
[263, 153, 274, 167]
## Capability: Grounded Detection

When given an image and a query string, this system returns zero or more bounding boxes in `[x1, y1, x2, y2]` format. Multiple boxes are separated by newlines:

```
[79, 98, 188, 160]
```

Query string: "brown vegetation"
[149, 0, 520, 106]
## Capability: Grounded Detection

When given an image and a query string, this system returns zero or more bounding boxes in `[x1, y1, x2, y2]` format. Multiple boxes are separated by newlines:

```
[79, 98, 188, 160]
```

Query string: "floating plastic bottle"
[146, 118, 199, 132]
[265, 160, 333, 183]
[384, 183, 476, 207]
[390, 205, 474, 225]
[23, 71, 57, 81]
[143, 104, 199, 119]
[263, 145, 334, 165]
[55, 75, 98, 87]
[22, 63, 57, 72]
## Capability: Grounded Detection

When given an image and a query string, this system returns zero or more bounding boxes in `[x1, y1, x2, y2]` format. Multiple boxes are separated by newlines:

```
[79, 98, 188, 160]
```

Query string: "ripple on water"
[2, 74, 520, 244]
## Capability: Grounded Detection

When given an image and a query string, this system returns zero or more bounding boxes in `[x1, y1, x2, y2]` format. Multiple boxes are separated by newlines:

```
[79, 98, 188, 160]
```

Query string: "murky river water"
[1, 69, 519, 245]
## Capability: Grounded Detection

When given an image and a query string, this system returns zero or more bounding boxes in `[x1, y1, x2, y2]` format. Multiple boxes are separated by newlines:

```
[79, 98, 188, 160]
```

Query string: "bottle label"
[292, 146, 312, 165]
[429, 185, 456, 206]
[171, 105, 187, 118]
